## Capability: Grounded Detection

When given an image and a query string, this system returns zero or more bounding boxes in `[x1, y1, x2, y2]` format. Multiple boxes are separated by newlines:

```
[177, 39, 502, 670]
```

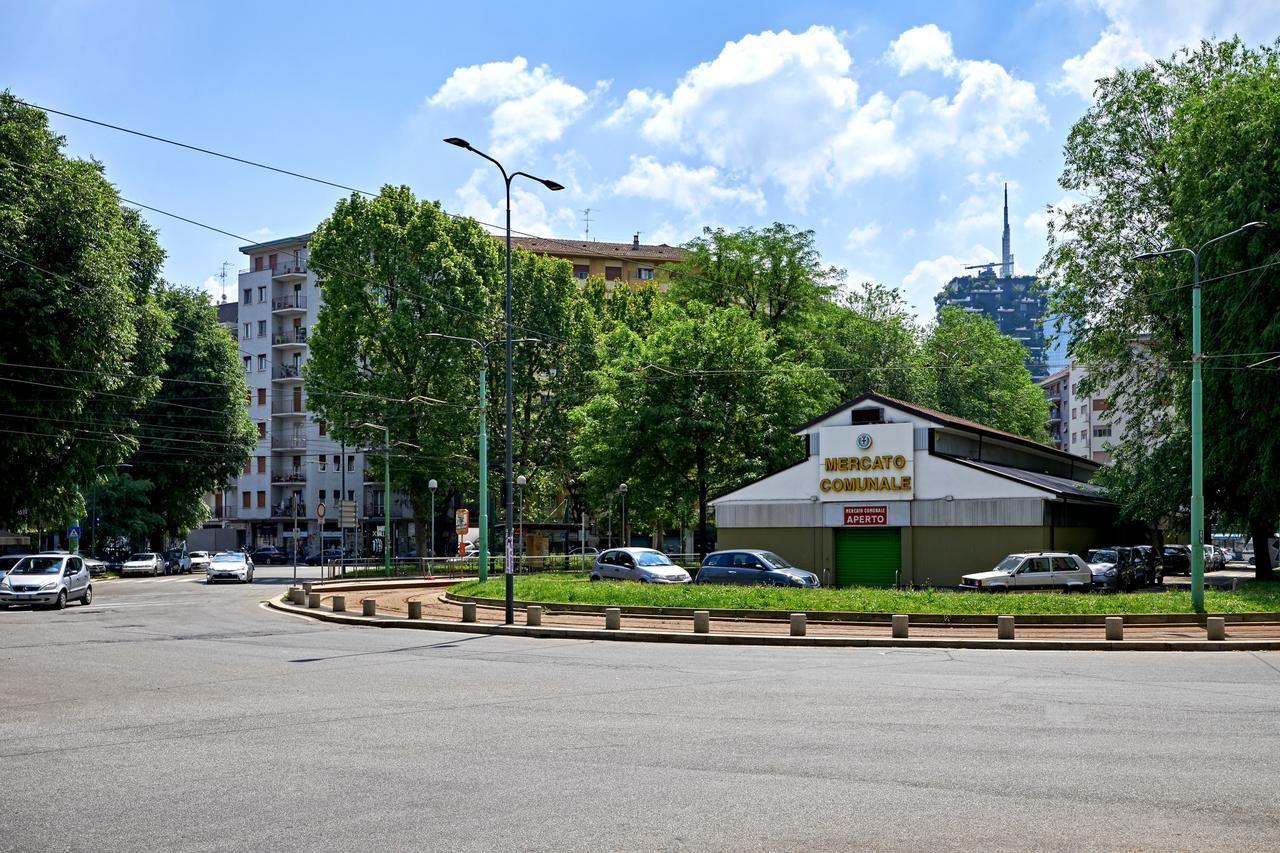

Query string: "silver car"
[589, 548, 691, 583]
[206, 551, 254, 584]
[188, 551, 212, 573]
[960, 552, 1093, 591]
[121, 552, 164, 577]
[0, 554, 93, 609]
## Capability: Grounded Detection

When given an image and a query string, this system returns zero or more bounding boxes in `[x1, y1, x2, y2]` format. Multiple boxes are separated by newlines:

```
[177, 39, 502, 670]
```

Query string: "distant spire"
[1000, 183, 1012, 278]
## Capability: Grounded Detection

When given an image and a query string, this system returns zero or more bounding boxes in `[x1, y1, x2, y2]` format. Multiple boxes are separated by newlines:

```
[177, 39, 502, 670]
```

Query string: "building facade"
[509, 234, 684, 285]
[711, 393, 1118, 587]
[1040, 364, 1128, 463]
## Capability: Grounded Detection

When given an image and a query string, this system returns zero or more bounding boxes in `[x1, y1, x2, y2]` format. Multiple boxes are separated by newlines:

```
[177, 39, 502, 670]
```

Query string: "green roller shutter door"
[834, 528, 901, 587]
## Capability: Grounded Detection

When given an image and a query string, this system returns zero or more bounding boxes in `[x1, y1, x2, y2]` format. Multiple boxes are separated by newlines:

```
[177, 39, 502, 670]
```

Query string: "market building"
[711, 393, 1120, 587]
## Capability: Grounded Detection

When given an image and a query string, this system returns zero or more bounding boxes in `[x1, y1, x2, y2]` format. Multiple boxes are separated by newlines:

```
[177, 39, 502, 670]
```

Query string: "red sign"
[844, 505, 887, 526]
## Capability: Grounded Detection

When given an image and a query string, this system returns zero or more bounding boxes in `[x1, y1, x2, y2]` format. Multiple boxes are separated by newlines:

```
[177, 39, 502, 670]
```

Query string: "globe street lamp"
[428, 478, 437, 565]
[619, 483, 629, 548]
[443, 136, 562, 626]
[1132, 220, 1266, 612]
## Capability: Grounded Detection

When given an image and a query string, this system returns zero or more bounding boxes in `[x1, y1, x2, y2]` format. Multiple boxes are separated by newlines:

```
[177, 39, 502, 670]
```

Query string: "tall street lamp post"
[1133, 220, 1266, 612]
[443, 137, 562, 625]
[428, 478, 437, 566]
[360, 422, 392, 577]
[516, 475, 526, 567]
[619, 483, 629, 548]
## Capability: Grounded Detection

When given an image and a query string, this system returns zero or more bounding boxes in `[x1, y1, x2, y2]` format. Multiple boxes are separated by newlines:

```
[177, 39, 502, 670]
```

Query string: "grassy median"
[450, 574, 1280, 615]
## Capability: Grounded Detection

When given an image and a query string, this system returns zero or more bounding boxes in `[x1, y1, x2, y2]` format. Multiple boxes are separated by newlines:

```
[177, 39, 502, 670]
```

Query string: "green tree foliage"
[90, 474, 163, 553]
[0, 91, 169, 529]
[816, 282, 928, 402]
[1041, 38, 1279, 577]
[126, 287, 256, 543]
[570, 300, 839, 551]
[920, 308, 1050, 440]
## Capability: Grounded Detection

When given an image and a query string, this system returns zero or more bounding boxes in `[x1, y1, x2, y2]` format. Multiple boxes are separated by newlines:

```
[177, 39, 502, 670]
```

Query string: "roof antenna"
[582, 208, 593, 241]
[218, 260, 232, 302]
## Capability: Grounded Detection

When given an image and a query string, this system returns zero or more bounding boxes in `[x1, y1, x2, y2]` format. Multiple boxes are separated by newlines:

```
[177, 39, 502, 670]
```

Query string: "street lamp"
[428, 478, 437, 564]
[619, 483, 629, 548]
[516, 475, 527, 567]
[444, 136, 562, 626]
[360, 422, 392, 577]
[1132, 220, 1266, 612]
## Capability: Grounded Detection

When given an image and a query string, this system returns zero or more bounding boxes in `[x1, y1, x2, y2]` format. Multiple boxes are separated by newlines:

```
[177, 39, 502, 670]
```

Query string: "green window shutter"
[834, 528, 901, 588]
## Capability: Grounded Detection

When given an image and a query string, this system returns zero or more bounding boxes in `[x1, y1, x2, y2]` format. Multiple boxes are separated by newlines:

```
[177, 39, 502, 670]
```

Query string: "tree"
[1041, 38, 1279, 578]
[920, 307, 1049, 440]
[303, 186, 501, 554]
[815, 282, 929, 402]
[0, 91, 169, 530]
[571, 301, 838, 553]
[127, 286, 256, 545]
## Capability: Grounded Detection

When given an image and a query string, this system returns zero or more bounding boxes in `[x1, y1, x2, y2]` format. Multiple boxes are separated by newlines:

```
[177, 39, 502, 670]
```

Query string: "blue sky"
[2, 1, 1273, 319]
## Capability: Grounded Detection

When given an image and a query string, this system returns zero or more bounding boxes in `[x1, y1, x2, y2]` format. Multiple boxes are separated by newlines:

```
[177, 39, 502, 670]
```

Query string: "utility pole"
[339, 439, 346, 579]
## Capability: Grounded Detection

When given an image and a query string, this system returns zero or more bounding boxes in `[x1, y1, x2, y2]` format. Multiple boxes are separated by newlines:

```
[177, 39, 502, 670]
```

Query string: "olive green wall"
[716, 527, 835, 586]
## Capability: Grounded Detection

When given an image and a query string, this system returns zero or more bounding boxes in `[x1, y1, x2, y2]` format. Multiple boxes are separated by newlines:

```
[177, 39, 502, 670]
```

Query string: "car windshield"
[10, 557, 63, 575]
[128, 553, 154, 561]
[635, 551, 673, 567]
[212, 553, 242, 563]
[759, 552, 794, 570]
[190, 552, 208, 558]
[1088, 549, 1118, 564]
[993, 556, 1023, 574]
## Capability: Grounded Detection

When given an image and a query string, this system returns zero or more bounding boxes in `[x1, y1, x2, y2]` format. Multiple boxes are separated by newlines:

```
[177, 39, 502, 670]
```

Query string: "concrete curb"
[442, 591, 1280, 626]
[265, 595, 1280, 652]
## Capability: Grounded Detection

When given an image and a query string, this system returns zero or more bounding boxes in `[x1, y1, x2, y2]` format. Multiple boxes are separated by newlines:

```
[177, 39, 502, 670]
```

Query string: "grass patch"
[450, 574, 1280, 615]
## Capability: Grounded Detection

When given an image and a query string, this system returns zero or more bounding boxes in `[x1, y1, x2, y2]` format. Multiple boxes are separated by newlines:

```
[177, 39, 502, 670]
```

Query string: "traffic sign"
[66, 525, 81, 539]
[339, 500, 357, 527]
[316, 502, 326, 520]
[455, 508, 470, 534]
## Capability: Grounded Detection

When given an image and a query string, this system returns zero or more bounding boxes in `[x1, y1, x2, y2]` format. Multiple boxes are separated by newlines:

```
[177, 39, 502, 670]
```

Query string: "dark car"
[696, 549, 821, 588]
[1086, 546, 1143, 592]
[1161, 545, 1191, 575]
[303, 547, 346, 566]
[1131, 545, 1164, 586]
[250, 546, 289, 565]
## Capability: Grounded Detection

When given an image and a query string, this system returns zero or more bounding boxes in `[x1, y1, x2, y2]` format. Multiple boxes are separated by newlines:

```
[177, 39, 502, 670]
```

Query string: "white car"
[960, 552, 1093, 592]
[589, 548, 692, 583]
[121, 552, 164, 577]
[206, 551, 254, 584]
[0, 554, 93, 609]
[188, 551, 212, 573]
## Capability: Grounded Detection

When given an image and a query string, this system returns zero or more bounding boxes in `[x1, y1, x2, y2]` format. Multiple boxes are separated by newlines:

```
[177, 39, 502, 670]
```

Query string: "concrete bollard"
[361, 598, 377, 617]
[526, 605, 542, 626]
[997, 615, 1015, 640]
[790, 613, 806, 637]
[1231, 578, 1240, 592]
[461, 601, 477, 623]
[1105, 616, 1123, 641]
[332, 595, 346, 613]
[1206, 616, 1226, 641]
[287, 587, 303, 604]
[693, 610, 710, 634]
[306, 592, 321, 609]
[407, 600, 422, 620]
[302, 582, 313, 594]
[605, 608, 621, 630]
[891, 614, 909, 639]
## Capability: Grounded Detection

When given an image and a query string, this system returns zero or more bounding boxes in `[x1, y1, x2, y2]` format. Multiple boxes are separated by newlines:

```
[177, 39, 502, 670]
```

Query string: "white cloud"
[1057, 1, 1279, 99]
[249, 226, 273, 239]
[888, 24, 956, 75]
[646, 221, 683, 246]
[612, 156, 765, 215]
[901, 245, 997, 319]
[936, 193, 1000, 237]
[201, 275, 224, 299]
[607, 25, 1045, 207]
[454, 168, 577, 238]
[427, 57, 605, 158]
[845, 221, 882, 249]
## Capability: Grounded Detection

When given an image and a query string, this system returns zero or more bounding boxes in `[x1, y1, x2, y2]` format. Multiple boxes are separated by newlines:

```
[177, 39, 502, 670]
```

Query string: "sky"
[2, 0, 1275, 320]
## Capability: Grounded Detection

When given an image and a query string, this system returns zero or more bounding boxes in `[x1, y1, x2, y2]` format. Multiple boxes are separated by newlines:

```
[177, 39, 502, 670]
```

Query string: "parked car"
[206, 551, 254, 584]
[163, 547, 191, 575]
[82, 557, 109, 577]
[697, 549, 820, 587]
[188, 551, 212, 573]
[1161, 545, 1191, 575]
[0, 553, 31, 581]
[250, 546, 289, 566]
[960, 552, 1093, 591]
[1086, 547, 1143, 592]
[589, 548, 692, 583]
[120, 552, 164, 577]
[1131, 545, 1164, 586]
[0, 554, 92, 609]
[304, 547, 346, 566]
[1203, 544, 1224, 572]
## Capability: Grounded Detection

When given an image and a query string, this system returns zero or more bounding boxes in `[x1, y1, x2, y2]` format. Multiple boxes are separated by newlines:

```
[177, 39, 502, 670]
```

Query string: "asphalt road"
[2, 568, 1279, 852]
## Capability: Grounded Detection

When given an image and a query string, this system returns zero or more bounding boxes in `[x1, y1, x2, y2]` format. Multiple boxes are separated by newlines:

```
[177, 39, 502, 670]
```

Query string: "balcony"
[271, 398, 306, 416]
[271, 261, 308, 281]
[273, 363, 304, 382]
[271, 468, 307, 485]
[272, 327, 308, 347]
[210, 505, 238, 520]
[270, 433, 307, 450]
[272, 293, 307, 313]
[271, 500, 308, 520]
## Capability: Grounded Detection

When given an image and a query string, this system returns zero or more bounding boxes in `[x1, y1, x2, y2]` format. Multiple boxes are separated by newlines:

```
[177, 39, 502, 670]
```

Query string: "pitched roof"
[949, 458, 1112, 503]
[509, 236, 685, 263]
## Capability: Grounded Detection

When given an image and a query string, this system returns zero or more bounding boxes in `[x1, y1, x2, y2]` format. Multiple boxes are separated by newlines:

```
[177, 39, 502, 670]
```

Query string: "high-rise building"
[934, 184, 1048, 379]
[1040, 364, 1127, 463]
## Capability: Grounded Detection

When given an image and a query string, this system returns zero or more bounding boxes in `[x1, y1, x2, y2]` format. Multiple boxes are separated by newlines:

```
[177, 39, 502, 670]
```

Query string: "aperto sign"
[816, 423, 915, 501]
[843, 505, 888, 526]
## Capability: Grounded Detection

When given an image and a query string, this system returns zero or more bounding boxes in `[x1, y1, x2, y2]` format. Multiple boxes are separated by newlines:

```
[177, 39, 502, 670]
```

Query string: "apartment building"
[509, 234, 684, 285]
[1040, 364, 1127, 463]
[220, 234, 415, 557]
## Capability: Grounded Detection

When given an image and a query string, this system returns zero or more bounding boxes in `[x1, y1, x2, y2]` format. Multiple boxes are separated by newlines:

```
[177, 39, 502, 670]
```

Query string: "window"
[257, 354, 267, 372]
[318, 421, 326, 436]
[254, 256, 264, 272]
[1093, 427, 1112, 438]
[257, 456, 266, 474]
[636, 268, 654, 280]
[332, 455, 340, 467]
[572, 264, 589, 279]
[318, 489, 326, 502]
[242, 492, 251, 509]
[257, 286, 266, 303]
[257, 320, 266, 338]
[268, 253, 278, 271]
[257, 388, 266, 406]
[347, 455, 355, 472]
[1071, 432, 1078, 442]
[1026, 557, 1051, 573]
[243, 460, 251, 475]
[243, 356, 251, 374]
[1051, 557, 1076, 573]
[605, 266, 623, 281]
[243, 322, 251, 339]
[318, 457, 327, 472]
[257, 490, 266, 508]
[257, 422, 266, 438]
[243, 288, 252, 303]
[706, 553, 731, 567]
[347, 490, 354, 501]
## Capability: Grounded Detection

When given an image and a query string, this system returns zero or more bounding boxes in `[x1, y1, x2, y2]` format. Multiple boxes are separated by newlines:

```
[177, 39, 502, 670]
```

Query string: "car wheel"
[53, 590, 66, 610]
[589, 574, 601, 582]
[206, 578, 213, 584]
[81, 586, 93, 606]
